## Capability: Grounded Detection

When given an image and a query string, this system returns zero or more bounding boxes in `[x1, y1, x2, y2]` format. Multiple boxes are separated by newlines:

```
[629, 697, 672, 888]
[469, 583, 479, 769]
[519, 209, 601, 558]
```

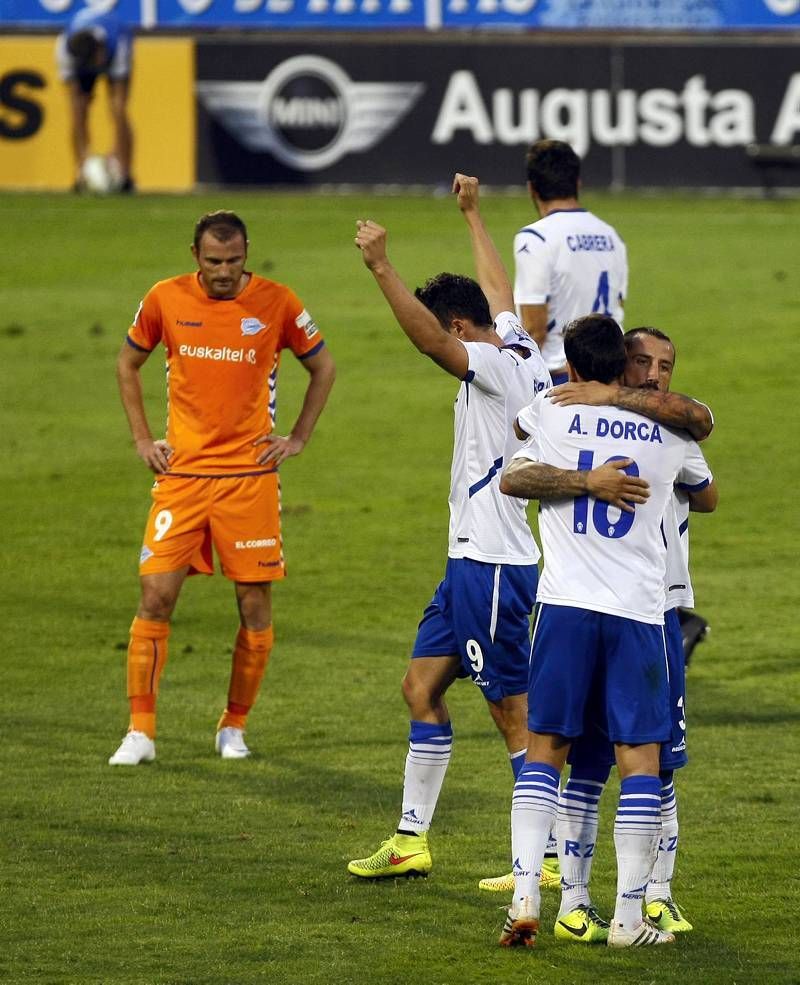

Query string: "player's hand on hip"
[452, 173, 480, 212]
[355, 220, 388, 270]
[549, 381, 618, 406]
[254, 432, 305, 466]
[586, 459, 650, 513]
[136, 438, 172, 474]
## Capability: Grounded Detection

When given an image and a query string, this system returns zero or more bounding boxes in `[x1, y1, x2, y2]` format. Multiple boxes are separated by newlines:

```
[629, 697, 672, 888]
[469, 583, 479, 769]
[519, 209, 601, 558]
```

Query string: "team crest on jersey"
[295, 309, 319, 340]
[241, 317, 267, 336]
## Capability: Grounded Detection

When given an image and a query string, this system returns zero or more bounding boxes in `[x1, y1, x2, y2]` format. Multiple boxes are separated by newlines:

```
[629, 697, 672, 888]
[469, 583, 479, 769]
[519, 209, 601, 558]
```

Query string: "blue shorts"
[412, 557, 537, 703]
[529, 603, 671, 746]
[569, 607, 687, 771]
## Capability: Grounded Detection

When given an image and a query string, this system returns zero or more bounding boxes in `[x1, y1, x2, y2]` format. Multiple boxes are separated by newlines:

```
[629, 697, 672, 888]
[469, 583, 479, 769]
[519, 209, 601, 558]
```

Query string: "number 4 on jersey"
[592, 270, 611, 315]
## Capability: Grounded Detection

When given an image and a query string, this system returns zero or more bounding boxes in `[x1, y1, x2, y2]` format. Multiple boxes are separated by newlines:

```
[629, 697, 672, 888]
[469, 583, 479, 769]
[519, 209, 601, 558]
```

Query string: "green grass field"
[1, 189, 799, 985]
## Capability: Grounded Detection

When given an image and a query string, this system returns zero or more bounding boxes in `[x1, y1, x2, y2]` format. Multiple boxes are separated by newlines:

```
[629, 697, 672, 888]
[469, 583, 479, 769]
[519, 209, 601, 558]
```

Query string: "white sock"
[397, 720, 452, 834]
[557, 773, 606, 914]
[511, 761, 560, 908]
[647, 774, 679, 902]
[613, 775, 662, 929]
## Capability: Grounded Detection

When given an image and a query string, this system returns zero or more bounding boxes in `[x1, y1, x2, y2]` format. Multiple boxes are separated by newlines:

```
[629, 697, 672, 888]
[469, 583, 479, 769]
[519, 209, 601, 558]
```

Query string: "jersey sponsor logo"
[197, 55, 425, 172]
[235, 538, 277, 549]
[241, 317, 267, 336]
[295, 308, 319, 339]
[177, 319, 203, 327]
[178, 343, 258, 365]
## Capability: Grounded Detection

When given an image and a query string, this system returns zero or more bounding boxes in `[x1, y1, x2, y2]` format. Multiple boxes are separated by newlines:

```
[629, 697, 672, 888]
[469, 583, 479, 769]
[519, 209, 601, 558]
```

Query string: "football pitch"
[1, 188, 799, 985]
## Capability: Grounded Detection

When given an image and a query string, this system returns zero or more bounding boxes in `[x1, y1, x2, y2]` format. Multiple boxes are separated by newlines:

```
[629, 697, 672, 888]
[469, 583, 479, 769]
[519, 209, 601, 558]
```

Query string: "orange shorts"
[138, 473, 285, 582]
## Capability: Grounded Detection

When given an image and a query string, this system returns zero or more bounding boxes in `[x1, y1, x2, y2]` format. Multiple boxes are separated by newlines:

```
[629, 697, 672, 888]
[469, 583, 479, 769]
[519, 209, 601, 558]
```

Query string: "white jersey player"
[495, 314, 708, 951]
[348, 174, 551, 885]
[496, 325, 717, 945]
[514, 140, 628, 383]
[449, 310, 549, 565]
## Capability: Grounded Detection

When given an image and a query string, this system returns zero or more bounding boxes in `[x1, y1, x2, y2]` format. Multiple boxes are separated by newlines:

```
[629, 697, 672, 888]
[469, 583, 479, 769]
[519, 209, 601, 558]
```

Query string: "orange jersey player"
[109, 209, 336, 766]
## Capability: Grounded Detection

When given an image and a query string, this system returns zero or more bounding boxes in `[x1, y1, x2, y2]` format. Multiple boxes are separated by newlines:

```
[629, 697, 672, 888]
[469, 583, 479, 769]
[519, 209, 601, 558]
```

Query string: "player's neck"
[537, 197, 581, 218]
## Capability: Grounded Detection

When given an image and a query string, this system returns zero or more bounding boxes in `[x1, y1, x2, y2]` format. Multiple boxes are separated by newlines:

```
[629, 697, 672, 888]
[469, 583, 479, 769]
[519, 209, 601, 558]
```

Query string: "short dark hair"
[67, 30, 104, 72]
[624, 326, 673, 348]
[564, 314, 626, 384]
[193, 211, 248, 252]
[525, 140, 581, 201]
[414, 273, 492, 330]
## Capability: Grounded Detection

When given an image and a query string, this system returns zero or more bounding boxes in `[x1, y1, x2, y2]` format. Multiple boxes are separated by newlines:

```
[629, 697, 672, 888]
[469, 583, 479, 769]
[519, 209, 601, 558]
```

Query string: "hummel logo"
[389, 852, 423, 866]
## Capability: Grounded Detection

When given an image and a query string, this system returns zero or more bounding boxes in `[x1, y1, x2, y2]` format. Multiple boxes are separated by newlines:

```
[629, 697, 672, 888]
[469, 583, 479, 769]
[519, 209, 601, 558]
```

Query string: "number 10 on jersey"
[573, 451, 639, 539]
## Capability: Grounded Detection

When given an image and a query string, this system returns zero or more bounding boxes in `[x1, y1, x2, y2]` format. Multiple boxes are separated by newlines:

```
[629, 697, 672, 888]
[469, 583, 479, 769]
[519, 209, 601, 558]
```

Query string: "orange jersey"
[127, 272, 325, 475]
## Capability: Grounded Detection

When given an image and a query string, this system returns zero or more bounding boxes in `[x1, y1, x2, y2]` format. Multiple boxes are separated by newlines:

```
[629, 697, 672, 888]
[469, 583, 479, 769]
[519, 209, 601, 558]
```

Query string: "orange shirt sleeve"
[279, 288, 325, 360]
[127, 286, 164, 352]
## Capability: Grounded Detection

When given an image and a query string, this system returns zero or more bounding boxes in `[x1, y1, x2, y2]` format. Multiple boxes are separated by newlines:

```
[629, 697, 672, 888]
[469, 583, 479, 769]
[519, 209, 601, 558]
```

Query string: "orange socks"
[217, 625, 273, 732]
[127, 617, 170, 738]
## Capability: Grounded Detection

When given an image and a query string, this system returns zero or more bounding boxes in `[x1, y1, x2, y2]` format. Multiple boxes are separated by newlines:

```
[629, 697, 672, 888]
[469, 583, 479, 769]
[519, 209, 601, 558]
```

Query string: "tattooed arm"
[548, 381, 714, 441]
[499, 456, 650, 513]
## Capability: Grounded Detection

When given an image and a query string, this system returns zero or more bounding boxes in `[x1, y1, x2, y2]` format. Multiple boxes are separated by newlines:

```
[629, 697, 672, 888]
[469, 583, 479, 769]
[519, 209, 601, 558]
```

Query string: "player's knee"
[138, 586, 178, 621]
[401, 671, 435, 715]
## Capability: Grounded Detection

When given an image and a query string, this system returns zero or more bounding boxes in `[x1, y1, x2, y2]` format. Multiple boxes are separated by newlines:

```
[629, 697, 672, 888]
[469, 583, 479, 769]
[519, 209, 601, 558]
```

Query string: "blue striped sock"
[397, 720, 453, 834]
[648, 772, 679, 901]
[613, 774, 662, 929]
[558, 768, 608, 913]
[511, 761, 560, 906]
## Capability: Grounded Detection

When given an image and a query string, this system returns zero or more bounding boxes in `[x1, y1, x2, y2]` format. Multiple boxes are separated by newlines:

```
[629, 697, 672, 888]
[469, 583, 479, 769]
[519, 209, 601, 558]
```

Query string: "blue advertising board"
[1, 0, 798, 28]
[438, 0, 800, 30]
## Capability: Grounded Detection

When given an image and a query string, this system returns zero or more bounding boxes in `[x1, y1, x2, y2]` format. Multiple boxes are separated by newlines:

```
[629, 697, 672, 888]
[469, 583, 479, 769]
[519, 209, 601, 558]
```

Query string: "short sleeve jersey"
[513, 396, 707, 623]
[127, 272, 325, 475]
[513, 210, 628, 373]
[448, 311, 551, 565]
[664, 446, 713, 610]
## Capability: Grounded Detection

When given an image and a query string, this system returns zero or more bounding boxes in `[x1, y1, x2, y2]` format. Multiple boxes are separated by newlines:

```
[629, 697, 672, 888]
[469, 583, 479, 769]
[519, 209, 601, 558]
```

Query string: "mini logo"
[556, 919, 588, 938]
[197, 55, 425, 172]
[139, 545, 153, 564]
[241, 317, 266, 336]
[512, 857, 530, 877]
[389, 852, 422, 866]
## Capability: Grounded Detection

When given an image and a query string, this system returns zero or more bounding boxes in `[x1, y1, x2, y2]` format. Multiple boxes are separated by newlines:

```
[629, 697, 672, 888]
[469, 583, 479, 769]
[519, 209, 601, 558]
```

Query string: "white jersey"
[664, 447, 714, 610]
[514, 395, 708, 623]
[514, 209, 628, 373]
[448, 311, 551, 565]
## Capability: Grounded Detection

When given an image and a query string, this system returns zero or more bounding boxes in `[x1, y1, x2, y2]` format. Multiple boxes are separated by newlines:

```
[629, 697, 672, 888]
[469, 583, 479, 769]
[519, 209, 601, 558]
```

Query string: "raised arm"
[453, 173, 514, 319]
[500, 456, 650, 513]
[548, 381, 714, 441]
[116, 341, 172, 473]
[254, 345, 336, 466]
[354, 219, 468, 379]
